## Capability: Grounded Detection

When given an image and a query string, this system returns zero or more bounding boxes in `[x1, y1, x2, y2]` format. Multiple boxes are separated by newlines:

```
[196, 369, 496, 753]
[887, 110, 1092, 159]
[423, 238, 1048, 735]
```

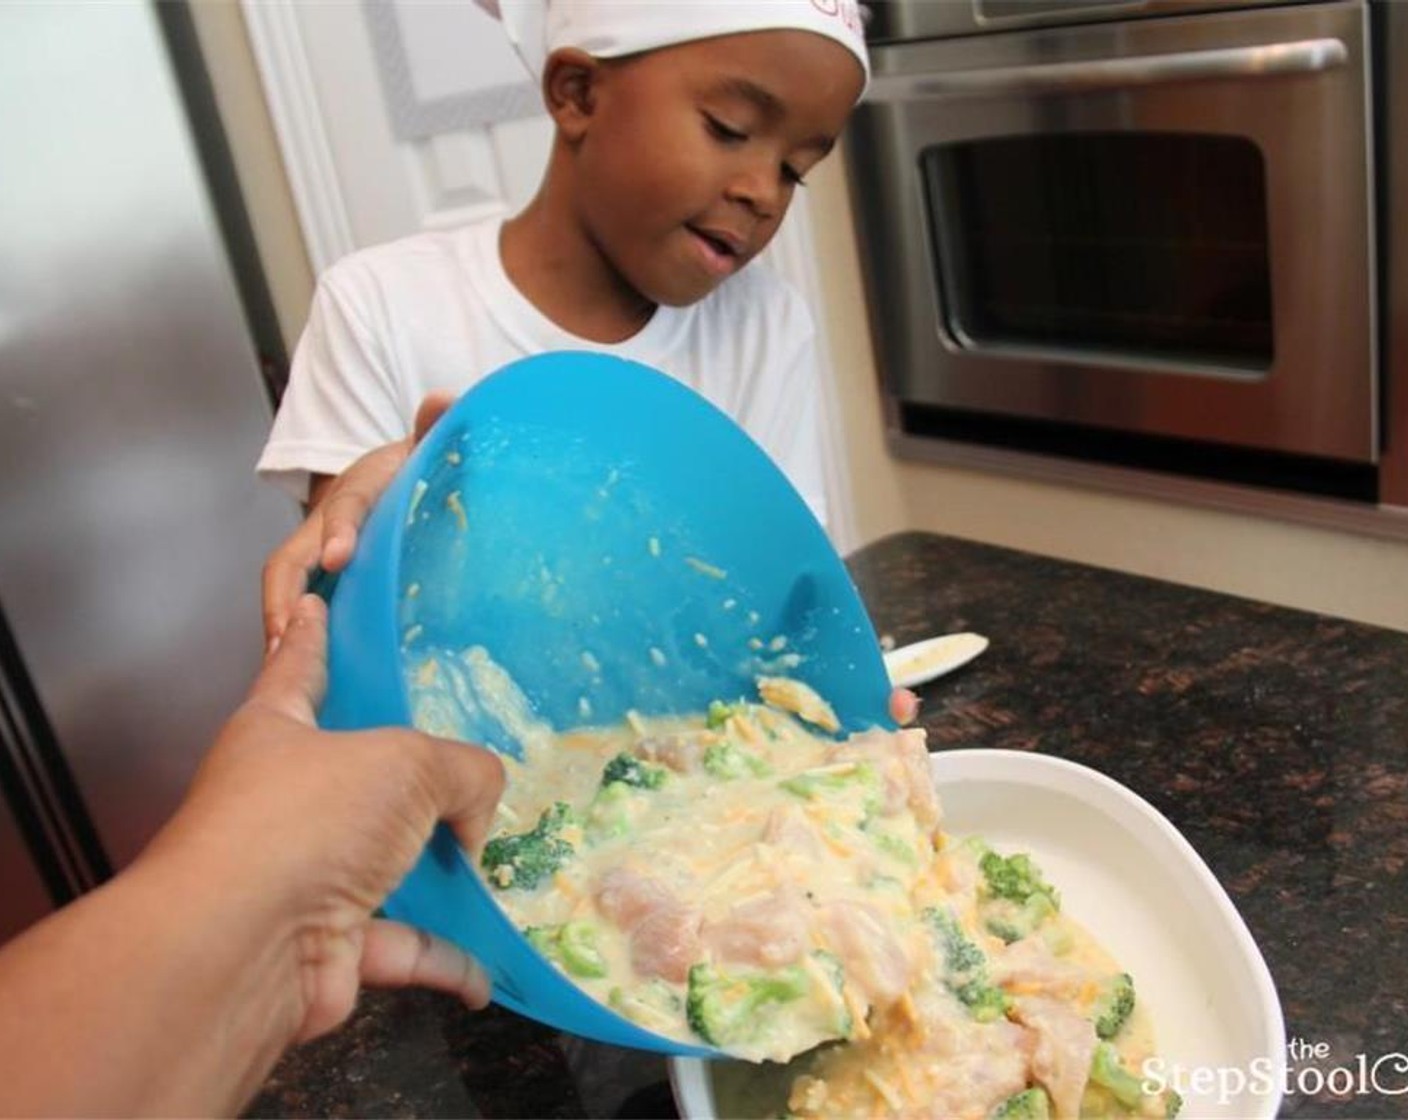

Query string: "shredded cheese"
[684, 556, 728, 580]
[445, 490, 468, 532]
[863, 1069, 904, 1111]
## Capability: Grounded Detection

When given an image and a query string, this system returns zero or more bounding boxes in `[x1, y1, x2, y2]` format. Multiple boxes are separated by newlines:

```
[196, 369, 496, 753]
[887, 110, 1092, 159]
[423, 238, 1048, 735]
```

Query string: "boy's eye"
[782, 163, 807, 188]
[703, 112, 747, 143]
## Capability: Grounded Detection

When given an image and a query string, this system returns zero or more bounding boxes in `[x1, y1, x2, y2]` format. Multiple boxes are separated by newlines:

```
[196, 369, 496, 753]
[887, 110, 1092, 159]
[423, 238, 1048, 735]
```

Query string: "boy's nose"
[724, 160, 784, 221]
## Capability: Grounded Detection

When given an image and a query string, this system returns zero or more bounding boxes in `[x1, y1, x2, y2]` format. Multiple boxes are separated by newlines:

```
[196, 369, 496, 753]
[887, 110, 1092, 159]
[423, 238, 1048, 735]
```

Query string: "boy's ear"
[542, 48, 601, 141]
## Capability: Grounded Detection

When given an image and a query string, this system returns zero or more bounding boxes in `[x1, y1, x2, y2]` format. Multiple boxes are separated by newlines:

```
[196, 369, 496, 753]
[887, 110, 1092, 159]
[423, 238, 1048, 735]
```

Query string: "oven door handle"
[865, 38, 1347, 100]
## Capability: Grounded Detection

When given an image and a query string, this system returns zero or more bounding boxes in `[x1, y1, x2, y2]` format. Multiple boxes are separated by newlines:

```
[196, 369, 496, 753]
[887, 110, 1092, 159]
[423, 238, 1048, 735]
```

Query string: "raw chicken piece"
[819, 900, 914, 1005]
[919, 1017, 1034, 1120]
[595, 866, 677, 929]
[793, 991, 1032, 1118]
[933, 843, 983, 899]
[635, 732, 708, 773]
[631, 904, 703, 983]
[990, 936, 1088, 1000]
[1009, 995, 1100, 1120]
[830, 728, 942, 831]
[595, 867, 702, 983]
[702, 888, 812, 968]
[891, 727, 942, 830]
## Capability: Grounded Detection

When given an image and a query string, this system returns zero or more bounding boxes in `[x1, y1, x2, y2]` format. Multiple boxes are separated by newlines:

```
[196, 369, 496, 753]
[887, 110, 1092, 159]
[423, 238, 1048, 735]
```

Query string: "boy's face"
[567, 30, 864, 307]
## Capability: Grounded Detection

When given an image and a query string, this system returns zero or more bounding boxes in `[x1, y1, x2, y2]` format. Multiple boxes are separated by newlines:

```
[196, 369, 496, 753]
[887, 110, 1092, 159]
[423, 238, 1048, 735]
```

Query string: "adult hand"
[889, 687, 920, 726]
[156, 593, 506, 1045]
[0, 593, 505, 1117]
[262, 391, 455, 650]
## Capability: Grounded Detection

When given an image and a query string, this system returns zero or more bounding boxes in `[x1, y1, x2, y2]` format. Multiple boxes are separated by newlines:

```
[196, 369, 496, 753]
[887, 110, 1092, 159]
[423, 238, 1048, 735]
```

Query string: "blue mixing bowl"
[319, 352, 892, 1055]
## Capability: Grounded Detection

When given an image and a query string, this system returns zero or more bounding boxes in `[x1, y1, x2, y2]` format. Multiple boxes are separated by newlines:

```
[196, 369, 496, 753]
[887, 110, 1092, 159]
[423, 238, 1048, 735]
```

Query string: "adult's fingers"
[413, 391, 455, 445]
[317, 394, 454, 574]
[889, 687, 920, 726]
[317, 441, 413, 573]
[262, 516, 324, 650]
[359, 920, 492, 1009]
[246, 595, 329, 724]
[418, 736, 507, 858]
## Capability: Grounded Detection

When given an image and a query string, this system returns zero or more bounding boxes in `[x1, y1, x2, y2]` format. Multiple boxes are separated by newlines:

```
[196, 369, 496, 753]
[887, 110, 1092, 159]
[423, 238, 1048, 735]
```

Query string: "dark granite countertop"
[246, 531, 1408, 1119]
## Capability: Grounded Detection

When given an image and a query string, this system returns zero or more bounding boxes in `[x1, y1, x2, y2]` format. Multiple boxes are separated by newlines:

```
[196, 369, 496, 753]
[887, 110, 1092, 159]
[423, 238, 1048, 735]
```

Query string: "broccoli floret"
[981, 850, 1060, 905]
[685, 962, 809, 1048]
[983, 892, 1060, 944]
[1088, 1042, 1146, 1110]
[991, 1087, 1051, 1120]
[480, 802, 577, 889]
[955, 979, 1011, 1023]
[703, 741, 772, 779]
[924, 907, 1011, 1022]
[1165, 1089, 1184, 1119]
[706, 699, 746, 729]
[600, 752, 667, 789]
[1093, 972, 1135, 1039]
[685, 954, 852, 1052]
[926, 907, 986, 977]
[979, 851, 1060, 942]
[584, 781, 643, 842]
[526, 920, 607, 978]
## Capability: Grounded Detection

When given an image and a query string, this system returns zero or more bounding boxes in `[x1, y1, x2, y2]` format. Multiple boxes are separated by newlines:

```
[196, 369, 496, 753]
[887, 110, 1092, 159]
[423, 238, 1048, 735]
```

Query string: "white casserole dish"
[670, 749, 1286, 1119]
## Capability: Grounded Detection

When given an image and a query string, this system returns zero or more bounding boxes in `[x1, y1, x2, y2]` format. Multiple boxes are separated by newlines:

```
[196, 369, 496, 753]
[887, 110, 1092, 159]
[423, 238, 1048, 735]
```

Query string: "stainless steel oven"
[848, 0, 1377, 471]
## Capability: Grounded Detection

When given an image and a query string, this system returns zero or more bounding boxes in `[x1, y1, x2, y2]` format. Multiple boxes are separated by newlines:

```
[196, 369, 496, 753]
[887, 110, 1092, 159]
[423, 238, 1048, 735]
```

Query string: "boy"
[259, 0, 870, 642]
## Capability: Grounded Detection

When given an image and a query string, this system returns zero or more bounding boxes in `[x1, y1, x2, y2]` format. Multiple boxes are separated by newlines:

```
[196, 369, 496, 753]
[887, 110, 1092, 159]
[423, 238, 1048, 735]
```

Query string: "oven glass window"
[922, 132, 1272, 372]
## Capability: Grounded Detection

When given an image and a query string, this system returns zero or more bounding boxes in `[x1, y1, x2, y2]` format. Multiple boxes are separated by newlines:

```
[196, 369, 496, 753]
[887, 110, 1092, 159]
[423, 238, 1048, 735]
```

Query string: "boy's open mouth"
[686, 225, 745, 274]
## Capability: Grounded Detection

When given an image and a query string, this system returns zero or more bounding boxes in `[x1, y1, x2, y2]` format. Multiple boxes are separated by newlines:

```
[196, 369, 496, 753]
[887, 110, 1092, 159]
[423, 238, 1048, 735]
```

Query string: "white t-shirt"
[257, 217, 828, 524]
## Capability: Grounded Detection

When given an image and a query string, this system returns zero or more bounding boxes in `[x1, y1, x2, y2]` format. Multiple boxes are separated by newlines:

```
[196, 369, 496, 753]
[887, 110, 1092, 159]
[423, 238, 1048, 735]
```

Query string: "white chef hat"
[488, 0, 870, 90]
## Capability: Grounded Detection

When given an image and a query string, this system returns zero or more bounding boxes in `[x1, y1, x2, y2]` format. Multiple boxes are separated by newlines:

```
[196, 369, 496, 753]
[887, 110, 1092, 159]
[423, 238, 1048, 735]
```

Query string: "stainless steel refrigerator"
[0, 1, 299, 940]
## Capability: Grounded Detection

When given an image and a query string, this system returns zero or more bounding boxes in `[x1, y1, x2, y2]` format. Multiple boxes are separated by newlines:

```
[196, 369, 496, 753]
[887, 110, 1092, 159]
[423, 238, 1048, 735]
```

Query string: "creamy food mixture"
[410, 649, 1179, 1117]
[412, 647, 942, 1063]
[744, 846, 1174, 1120]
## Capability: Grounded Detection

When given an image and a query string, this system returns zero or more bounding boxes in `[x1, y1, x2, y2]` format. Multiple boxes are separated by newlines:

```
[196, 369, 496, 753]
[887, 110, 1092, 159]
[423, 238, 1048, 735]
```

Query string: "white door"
[242, 0, 857, 547]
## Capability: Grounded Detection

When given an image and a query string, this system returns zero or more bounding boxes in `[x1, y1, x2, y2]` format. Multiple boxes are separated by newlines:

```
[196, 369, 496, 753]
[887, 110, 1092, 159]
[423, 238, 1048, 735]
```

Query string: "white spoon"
[883, 632, 989, 689]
